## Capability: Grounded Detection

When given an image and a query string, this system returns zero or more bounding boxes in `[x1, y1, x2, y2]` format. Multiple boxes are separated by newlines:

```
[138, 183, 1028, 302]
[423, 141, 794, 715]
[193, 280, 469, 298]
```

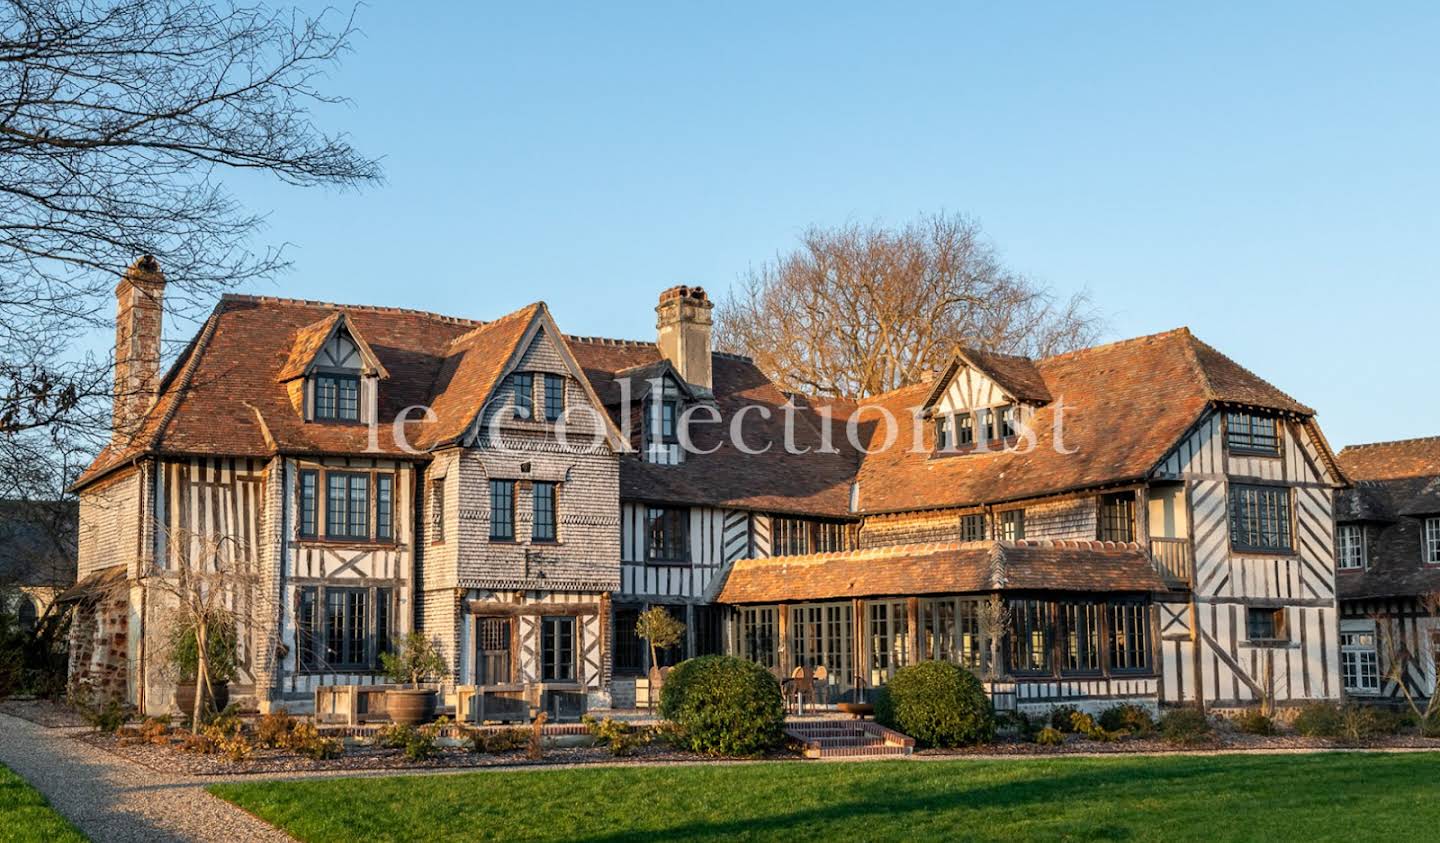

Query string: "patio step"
[785, 719, 915, 759]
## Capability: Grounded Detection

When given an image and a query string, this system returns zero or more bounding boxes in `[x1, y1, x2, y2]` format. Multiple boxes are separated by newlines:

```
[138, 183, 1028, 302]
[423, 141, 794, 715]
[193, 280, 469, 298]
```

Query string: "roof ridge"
[1038, 327, 1192, 364]
[958, 344, 1033, 362]
[221, 293, 487, 328]
[1340, 435, 1440, 453]
[444, 301, 543, 352]
[1184, 331, 1312, 414]
[563, 334, 655, 348]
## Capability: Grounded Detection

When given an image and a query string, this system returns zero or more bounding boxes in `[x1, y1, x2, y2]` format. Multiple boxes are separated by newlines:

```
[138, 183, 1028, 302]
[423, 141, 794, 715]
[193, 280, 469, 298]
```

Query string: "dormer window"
[314, 373, 360, 422]
[999, 405, 1018, 438]
[543, 374, 565, 421]
[977, 408, 997, 444]
[935, 416, 952, 450]
[513, 373, 534, 420]
[957, 414, 974, 446]
[1227, 412, 1280, 455]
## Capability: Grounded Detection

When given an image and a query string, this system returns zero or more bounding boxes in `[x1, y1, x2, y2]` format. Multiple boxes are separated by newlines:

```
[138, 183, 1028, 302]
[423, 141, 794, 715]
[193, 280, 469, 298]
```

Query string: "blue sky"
[217, 2, 1438, 450]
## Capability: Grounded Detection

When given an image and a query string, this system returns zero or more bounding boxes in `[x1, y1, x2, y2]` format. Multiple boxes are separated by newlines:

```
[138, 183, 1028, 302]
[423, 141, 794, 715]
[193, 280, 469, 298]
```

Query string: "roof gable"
[921, 347, 1052, 412]
[276, 312, 390, 382]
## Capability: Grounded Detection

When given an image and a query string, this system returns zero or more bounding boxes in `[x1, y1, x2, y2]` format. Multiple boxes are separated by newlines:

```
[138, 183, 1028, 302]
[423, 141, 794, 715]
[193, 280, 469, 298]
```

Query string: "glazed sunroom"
[716, 540, 1167, 707]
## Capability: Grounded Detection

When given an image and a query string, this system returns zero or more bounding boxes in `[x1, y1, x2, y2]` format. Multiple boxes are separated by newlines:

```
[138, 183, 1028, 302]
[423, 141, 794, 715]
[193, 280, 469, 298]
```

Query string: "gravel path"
[0, 712, 293, 843]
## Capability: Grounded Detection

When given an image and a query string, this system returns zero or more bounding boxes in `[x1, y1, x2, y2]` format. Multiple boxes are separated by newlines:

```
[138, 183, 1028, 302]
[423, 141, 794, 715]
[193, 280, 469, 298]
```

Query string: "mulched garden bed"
[0, 697, 90, 728]
[74, 730, 758, 776]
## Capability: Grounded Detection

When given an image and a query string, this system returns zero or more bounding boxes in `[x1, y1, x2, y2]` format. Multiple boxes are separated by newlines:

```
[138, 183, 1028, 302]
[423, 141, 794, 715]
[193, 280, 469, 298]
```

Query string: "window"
[956, 413, 974, 446]
[1227, 412, 1279, 455]
[646, 507, 689, 563]
[314, 373, 360, 422]
[296, 585, 391, 672]
[490, 480, 515, 540]
[430, 478, 445, 544]
[920, 598, 985, 671]
[543, 373, 565, 421]
[977, 408, 997, 444]
[813, 522, 854, 553]
[532, 481, 557, 541]
[1059, 601, 1102, 674]
[1427, 518, 1440, 565]
[789, 604, 854, 689]
[694, 606, 726, 657]
[651, 399, 679, 442]
[935, 415, 952, 450]
[739, 607, 778, 669]
[1010, 599, 1050, 673]
[299, 470, 318, 538]
[773, 517, 810, 556]
[999, 405, 1018, 438]
[1110, 602, 1151, 672]
[376, 474, 394, 541]
[999, 509, 1025, 541]
[1246, 607, 1287, 643]
[1340, 628, 1380, 694]
[513, 372, 534, 420]
[612, 606, 645, 675]
[1099, 493, 1136, 542]
[960, 513, 986, 542]
[325, 471, 369, 540]
[540, 616, 575, 681]
[866, 602, 908, 684]
[1229, 484, 1292, 551]
[1337, 524, 1365, 570]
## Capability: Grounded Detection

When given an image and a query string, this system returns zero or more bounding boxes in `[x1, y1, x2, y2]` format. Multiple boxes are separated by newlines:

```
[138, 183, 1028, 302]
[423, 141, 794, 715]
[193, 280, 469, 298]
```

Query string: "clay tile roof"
[1182, 332, 1312, 415]
[1338, 437, 1440, 482]
[716, 540, 1164, 604]
[958, 347, 1052, 403]
[74, 295, 539, 489]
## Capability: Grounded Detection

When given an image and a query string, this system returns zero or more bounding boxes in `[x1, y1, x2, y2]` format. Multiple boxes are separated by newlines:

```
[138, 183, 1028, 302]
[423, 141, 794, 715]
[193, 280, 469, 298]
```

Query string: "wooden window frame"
[490, 479, 516, 542]
[1340, 627, 1380, 694]
[1425, 518, 1440, 565]
[313, 372, 362, 423]
[542, 373, 566, 422]
[1109, 600, 1152, 673]
[645, 506, 690, 565]
[999, 509, 1026, 541]
[1244, 606, 1289, 645]
[298, 469, 319, 538]
[1226, 411, 1281, 457]
[296, 584, 393, 674]
[1058, 600, 1104, 676]
[512, 372, 535, 420]
[1337, 524, 1365, 570]
[1228, 483, 1294, 554]
[540, 616, 576, 682]
[323, 470, 370, 542]
[532, 481, 558, 543]
[959, 513, 986, 543]
[935, 415, 952, 451]
[1098, 492, 1136, 543]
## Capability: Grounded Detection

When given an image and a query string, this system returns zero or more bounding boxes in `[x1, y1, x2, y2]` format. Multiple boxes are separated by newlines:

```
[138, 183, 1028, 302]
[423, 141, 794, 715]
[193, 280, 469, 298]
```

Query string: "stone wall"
[67, 588, 129, 704]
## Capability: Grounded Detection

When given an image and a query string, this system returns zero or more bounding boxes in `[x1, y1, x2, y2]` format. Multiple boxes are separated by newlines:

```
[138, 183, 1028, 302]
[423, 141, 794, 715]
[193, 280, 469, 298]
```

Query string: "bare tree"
[714, 213, 1103, 398]
[0, 0, 382, 500]
[1373, 594, 1440, 730]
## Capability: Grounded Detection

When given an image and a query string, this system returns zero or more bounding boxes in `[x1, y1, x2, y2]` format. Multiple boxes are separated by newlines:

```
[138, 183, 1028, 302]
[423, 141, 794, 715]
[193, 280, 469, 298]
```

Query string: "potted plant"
[380, 632, 448, 725]
[635, 606, 685, 695]
[170, 613, 237, 719]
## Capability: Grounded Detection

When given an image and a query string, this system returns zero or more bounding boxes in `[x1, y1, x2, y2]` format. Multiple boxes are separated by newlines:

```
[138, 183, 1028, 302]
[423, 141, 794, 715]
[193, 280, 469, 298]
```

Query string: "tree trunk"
[192, 623, 208, 727]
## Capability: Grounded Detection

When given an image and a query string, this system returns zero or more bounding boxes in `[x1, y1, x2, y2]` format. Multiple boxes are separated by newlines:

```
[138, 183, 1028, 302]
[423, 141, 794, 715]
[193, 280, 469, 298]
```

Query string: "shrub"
[284, 722, 344, 760]
[403, 725, 438, 761]
[1099, 704, 1156, 736]
[1160, 707, 1213, 745]
[1341, 705, 1400, 741]
[659, 655, 785, 756]
[1048, 705, 1081, 732]
[873, 661, 994, 748]
[1035, 726, 1064, 746]
[379, 632, 448, 686]
[219, 732, 253, 762]
[1235, 709, 1276, 736]
[1421, 710, 1440, 738]
[1293, 702, 1344, 738]
[140, 715, 173, 745]
[467, 727, 527, 754]
[256, 708, 297, 748]
[582, 714, 649, 757]
[374, 722, 415, 750]
[997, 711, 1037, 740]
[528, 712, 548, 760]
[80, 697, 132, 733]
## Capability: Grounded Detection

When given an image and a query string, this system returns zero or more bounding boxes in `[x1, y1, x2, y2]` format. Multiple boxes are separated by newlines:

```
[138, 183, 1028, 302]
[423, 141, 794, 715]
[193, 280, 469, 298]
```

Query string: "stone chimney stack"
[655, 285, 713, 391]
[113, 255, 166, 440]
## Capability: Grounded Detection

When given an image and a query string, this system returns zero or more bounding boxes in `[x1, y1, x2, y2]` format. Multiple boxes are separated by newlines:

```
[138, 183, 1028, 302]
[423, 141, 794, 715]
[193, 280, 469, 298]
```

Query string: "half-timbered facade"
[1333, 437, 1440, 701]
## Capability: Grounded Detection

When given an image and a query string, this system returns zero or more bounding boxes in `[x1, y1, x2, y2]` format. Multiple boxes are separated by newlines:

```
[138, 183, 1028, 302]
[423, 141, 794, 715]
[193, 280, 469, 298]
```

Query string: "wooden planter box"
[454, 683, 589, 724]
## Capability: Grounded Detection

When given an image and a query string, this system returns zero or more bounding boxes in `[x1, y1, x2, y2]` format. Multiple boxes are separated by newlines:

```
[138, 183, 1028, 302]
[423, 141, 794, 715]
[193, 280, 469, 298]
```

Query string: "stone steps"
[785, 719, 915, 759]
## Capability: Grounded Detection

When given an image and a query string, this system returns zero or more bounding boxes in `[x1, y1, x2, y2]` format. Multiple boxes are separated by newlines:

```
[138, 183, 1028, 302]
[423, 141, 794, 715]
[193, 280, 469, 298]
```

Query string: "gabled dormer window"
[314, 373, 360, 422]
[999, 405, 1018, 438]
[1227, 412, 1280, 455]
[935, 416, 952, 450]
[543, 374, 565, 422]
[957, 414, 974, 446]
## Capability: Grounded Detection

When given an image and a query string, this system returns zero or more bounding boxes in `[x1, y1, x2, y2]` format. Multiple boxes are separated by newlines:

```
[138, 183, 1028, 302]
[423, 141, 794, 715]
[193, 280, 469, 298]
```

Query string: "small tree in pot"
[169, 611, 238, 721]
[381, 632, 448, 725]
[636, 606, 686, 693]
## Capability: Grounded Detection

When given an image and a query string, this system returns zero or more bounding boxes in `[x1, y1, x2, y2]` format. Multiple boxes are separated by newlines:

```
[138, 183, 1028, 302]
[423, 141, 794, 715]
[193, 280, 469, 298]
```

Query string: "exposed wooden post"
[906, 597, 920, 663]
[777, 603, 791, 675]
[852, 598, 865, 694]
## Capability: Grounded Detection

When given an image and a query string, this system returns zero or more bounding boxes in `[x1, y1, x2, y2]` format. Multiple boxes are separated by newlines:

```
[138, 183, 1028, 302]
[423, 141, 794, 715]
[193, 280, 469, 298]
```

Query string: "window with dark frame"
[659, 399, 679, 442]
[513, 372, 534, 420]
[1110, 602, 1151, 671]
[430, 479, 445, 544]
[532, 481, 557, 541]
[296, 585, 392, 673]
[540, 615, 575, 681]
[376, 474, 394, 541]
[1059, 601, 1103, 674]
[324, 471, 370, 540]
[475, 616, 513, 684]
[1246, 607, 1287, 643]
[645, 507, 689, 563]
[543, 373, 565, 422]
[935, 415, 952, 450]
[1227, 412, 1280, 455]
[299, 470, 318, 538]
[773, 517, 810, 556]
[813, 521, 853, 553]
[1098, 493, 1136, 542]
[1000, 405, 1018, 438]
[999, 509, 1025, 541]
[612, 607, 645, 675]
[314, 373, 361, 422]
[490, 480, 515, 541]
[960, 513, 986, 542]
[1010, 599, 1050, 673]
[1229, 484, 1293, 551]
[977, 408, 997, 444]
[957, 413, 974, 446]
[739, 607, 778, 669]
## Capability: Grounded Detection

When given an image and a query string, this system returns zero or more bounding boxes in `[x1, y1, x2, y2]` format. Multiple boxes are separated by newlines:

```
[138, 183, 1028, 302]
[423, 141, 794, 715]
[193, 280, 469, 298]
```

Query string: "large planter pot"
[175, 681, 229, 717]
[386, 688, 437, 725]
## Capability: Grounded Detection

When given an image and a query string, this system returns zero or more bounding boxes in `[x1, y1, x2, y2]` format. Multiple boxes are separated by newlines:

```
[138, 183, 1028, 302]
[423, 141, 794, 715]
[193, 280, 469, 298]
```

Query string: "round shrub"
[1160, 707, 1213, 745]
[1293, 702, 1344, 738]
[1035, 726, 1064, 746]
[1235, 708, 1276, 736]
[1098, 703, 1156, 736]
[874, 660, 994, 748]
[658, 655, 784, 757]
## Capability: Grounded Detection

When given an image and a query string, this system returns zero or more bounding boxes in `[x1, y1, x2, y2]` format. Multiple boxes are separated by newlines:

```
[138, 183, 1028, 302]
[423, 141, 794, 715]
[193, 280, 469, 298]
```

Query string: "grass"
[0, 763, 84, 843]
[212, 752, 1440, 842]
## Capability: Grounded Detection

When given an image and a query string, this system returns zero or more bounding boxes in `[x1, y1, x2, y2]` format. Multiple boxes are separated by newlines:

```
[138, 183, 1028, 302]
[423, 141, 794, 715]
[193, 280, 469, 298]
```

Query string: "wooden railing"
[1149, 537, 1193, 588]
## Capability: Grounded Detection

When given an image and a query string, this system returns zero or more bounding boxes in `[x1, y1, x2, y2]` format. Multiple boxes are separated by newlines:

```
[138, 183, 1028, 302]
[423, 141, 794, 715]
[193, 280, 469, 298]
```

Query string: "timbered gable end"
[922, 351, 1045, 455]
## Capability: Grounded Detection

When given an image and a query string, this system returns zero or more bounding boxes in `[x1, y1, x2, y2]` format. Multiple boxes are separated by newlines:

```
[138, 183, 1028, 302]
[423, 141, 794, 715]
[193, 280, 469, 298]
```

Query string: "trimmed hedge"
[658, 655, 784, 757]
[874, 661, 994, 747]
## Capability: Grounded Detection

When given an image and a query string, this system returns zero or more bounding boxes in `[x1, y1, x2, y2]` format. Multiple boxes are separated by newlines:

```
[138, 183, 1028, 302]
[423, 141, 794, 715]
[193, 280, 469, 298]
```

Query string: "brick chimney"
[113, 255, 165, 440]
[655, 285, 713, 390]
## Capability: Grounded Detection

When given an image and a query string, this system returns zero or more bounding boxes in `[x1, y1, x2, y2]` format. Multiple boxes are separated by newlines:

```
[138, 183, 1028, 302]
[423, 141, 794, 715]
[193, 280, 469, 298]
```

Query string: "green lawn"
[0, 763, 84, 843]
[211, 752, 1440, 842]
